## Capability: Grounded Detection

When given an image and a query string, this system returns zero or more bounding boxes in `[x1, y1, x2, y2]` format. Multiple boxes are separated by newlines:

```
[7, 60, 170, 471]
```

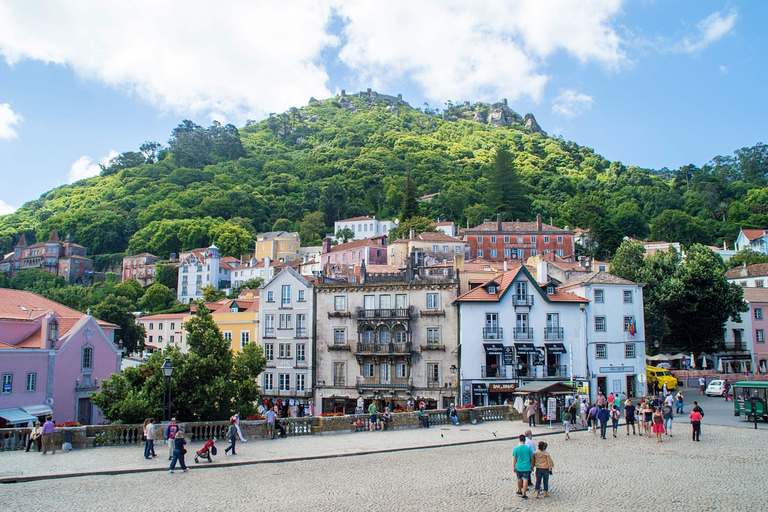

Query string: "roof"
[208, 299, 259, 314]
[455, 267, 588, 303]
[431, 221, 454, 227]
[365, 264, 402, 273]
[726, 263, 768, 280]
[513, 381, 576, 394]
[740, 228, 768, 242]
[125, 253, 158, 260]
[47, 229, 60, 243]
[742, 288, 768, 303]
[560, 271, 638, 287]
[257, 231, 299, 239]
[0, 289, 113, 328]
[465, 220, 572, 234]
[139, 313, 189, 320]
[336, 216, 375, 223]
[413, 232, 463, 243]
[324, 236, 387, 254]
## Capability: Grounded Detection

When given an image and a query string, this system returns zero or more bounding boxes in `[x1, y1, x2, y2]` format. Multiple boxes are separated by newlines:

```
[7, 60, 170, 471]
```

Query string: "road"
[676, 386, 766, 429]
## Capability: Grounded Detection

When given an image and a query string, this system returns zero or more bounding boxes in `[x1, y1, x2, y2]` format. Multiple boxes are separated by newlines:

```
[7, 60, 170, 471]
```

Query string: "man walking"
[597, 406, 610, 439]
[166, 418, 180, 460]
[624, 400, 637, 435]
[266, 406, 276, 440]
[225, 418, 237, 455]
[513, 434, 535, 500]
[662, 400, 674, 437]
[699, 376, 706, 395]
[596, 392, 606, 408]
[41, 416, 55, 454]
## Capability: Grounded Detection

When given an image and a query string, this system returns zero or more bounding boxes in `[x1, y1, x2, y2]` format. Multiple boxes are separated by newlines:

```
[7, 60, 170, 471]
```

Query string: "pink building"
[320, 236, 388, 267]
[0, 230, 94, 285]
[0, 290, 120, 426]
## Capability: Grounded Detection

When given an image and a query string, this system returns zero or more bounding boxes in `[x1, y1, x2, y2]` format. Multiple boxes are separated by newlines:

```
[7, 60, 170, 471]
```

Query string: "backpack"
[611, 409, 620, 421]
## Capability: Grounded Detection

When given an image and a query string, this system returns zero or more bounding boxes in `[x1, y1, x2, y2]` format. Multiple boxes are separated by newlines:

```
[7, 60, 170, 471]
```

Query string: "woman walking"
[676, 391, 684, 414]
[533, 441, 555, 499]
[652, 407, 665, 442]
[643, 403, 653, 438]
[610, 405, 620, 438]
[143, 418, 157, 459]
[689, 407, 703, 441]
[169, 432, 188, 473]
[562, 410, 571, 440]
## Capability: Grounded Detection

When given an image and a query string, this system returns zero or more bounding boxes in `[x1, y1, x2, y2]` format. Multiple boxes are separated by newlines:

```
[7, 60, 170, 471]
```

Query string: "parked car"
[706, 380, 726, 397]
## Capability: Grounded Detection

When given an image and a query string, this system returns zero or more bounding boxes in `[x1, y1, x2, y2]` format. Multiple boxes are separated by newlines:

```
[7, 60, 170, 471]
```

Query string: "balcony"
[356, 307, 412, 320]
[481, 366, 507, 378]
[356, 342, 413, 354]
[426, 380, 441, 389]
[482, 327, 503, 340]
[545, 365, 569, 378]
[544, 327, 564, 340]
[718, 341, 747, 352]
[357, 378, 410, 390]
[513, 328, 533, 340]
[420, 343, 446, 351]
[512, 295, 534, 307]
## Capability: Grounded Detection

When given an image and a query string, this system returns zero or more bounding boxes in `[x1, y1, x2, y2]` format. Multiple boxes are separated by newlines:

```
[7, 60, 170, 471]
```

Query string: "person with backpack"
[610, 405, 621, 438]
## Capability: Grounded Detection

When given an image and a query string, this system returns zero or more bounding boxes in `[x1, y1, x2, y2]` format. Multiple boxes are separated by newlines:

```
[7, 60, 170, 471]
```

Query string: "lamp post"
[161, 357, 174, 422]
[450, 364, 458, 404]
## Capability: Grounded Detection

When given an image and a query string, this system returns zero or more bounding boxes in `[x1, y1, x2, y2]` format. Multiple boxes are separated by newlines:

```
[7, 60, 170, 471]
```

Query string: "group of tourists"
[512, 430, 555, 500]
[24, 416, 56, 454]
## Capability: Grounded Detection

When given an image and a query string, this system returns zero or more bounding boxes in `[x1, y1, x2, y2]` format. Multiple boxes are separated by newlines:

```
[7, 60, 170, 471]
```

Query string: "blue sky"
[0, 1, 765, 215]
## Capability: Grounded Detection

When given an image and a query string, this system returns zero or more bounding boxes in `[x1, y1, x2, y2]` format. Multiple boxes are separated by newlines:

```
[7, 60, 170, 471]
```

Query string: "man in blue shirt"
[512, 434, 535, 500]
[597, 406, 610, 439]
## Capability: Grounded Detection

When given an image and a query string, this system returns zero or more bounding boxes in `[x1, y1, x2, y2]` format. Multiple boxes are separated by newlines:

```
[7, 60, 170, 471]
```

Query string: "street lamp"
[161, 357, 174, 422]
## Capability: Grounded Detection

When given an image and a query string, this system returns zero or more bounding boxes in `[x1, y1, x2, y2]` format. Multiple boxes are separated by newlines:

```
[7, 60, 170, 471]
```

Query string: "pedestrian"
[624, 400, 636, 435]
[41, 416, 55, 454]
[526, 400, 537, 427]
[447, 403, 459, 426]
[368, 401, 378, 432]
[524, 430, 536, 486]
[562, 410, 571, 440]
[662, 401, 674, 437]
[664, 392, 674, 408]
[231, 413, 247, 442]
[418, 402, 429, 428]
[597, 406, 610, 439]
[643, 403, 653, 438]
[596, 392, 606, 408]
[723, 379, 731, 401]
[380, 407, 392, 430]
[676, 391, 684, 414]
[610, 405, 620, 438]
[579, 400, 588, 429]
[607, 392, 615, 409]
[25, 421, 42, 452]
[568, 401, 579, 431]
[588, 403, 599, 434]
[144, 418, 157, 459]
[699, 376, 706, 395]
[266, 406, 276, 440]
[169, 431, 188, 473]
[513, 434, 535, 500]
[662, 381, 668, 396]
[533, 441, 554, 499]
[166, 418, 180, 460]
[689, 407, 702, 441]
[652, 407, 665, 442]
[225, 418, 237, 455]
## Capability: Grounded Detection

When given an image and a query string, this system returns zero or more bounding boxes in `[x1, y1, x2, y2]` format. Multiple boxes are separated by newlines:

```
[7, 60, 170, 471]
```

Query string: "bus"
[732, 381, 768, 422]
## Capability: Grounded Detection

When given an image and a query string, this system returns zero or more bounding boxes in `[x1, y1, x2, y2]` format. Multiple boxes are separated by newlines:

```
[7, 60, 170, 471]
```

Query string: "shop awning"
[483, 343, 504, 356]
[545, 343, 567, 355]
[21, 404, 53, 417]
[513, 381, 576, 395]
[514, 343, 537, 354]
[0, 408, 38, 425]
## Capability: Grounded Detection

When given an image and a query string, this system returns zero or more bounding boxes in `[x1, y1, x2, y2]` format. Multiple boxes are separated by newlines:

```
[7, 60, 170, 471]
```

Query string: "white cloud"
[0, 198, 17, 215]
[677, 10, 737, 53]
[67, 149, 118, 183]
[719, 65, 729, 74]
[552, 90, 594, 118]
[0, 103, 23, 139]
[0, 1, 627, 120]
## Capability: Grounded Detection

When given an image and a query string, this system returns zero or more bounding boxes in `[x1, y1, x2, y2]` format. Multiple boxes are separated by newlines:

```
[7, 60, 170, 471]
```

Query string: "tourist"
[169, 431, 188, 473]
[562, 409, 571, 440]
[579, 400, 588, 429]
[610, 405, 620, 438]
[418, 402, 429, 428]
[166, 418, 180, 460]
[662, 381, 668, 396]
[624, 400, 636, 436]
[723, 379, 731, 401]
[662, 401, 674, 437]
[699, 377, 706, 395]
[596, 392, 606, 408]
[524, 430, 537, 486]
[41, 416, 55, 455]
[568, 401, 579, 430]
[231, 413, 246, 442]
[664, 392, 675, 408]
[144, 418, 157, 459]
[266, 406, 276, 440]
[689, 407, 703, 442]
[607, 392, 615, 409]
[533, 441, 555, 499]
[676, 391, 684, 414]
[652, 407, 665, 442]
[512, 434, 535, 500]
[447, 403, 459, 426]
[225, 418, 237, 455]
[380, 407, 392, 430]
[643, 403, 653, 438]
[597, 405, 610, 440]
[588, 403, 599, 434]
[526, 400, 537, 428]
[368, 401, 378, 432]
[25, 421, 42, 452]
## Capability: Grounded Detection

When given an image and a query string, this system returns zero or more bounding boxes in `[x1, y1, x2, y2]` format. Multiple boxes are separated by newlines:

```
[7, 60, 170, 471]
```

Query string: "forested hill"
[1, 92, 766, 263]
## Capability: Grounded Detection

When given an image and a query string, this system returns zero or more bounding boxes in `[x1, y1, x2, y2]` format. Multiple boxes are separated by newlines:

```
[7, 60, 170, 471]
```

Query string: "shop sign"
[488, 383, 517, 393]
[503, 346, 515, 366]
[598, 366, 634, 373]
[472, 383, 488, 395]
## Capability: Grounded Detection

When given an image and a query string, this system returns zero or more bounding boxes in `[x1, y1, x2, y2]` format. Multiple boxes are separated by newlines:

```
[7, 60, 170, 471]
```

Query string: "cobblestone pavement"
[3, 421, 768, 511]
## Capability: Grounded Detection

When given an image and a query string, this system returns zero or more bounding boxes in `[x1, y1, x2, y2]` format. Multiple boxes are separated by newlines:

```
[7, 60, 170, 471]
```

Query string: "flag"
[630, 319, 637, 336]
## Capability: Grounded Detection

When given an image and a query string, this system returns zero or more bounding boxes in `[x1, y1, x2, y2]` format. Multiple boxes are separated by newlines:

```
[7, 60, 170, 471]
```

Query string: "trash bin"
[62, 429, 73, 451]
[470, 408, 478, 425]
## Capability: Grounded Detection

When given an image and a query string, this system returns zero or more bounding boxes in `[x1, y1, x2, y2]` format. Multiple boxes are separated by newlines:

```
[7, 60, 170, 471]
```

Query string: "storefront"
[471, 382, 487, 406]
[513, 381, 576, 423]
[488, 382, 518, 405]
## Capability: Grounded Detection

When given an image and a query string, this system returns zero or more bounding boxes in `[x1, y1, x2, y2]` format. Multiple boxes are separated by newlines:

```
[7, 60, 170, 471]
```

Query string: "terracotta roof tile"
[740, 229, 768, 242]
[725, 263, 768, 280]
[560, 271, 637, 287]
[325, 236, 387, 254]
[465, 220, 572, 234]
[414, 232, 463, 242]
[742, 288, 768, 303]
[337, 216, 375, 222]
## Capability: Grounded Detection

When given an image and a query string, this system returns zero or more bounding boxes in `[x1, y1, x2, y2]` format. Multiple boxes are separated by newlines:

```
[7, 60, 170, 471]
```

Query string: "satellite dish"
[45, 397, 54, 406]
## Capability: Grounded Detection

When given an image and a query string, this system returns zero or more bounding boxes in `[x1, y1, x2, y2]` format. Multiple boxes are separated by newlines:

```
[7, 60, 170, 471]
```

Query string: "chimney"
[497, 214, 502, 232]
[536, 214, 542, 232]
[322, 237, 332, 254]
[536, 260, 548, 284]
[503, 260, 508, 272]
[410, 227, 415, 240]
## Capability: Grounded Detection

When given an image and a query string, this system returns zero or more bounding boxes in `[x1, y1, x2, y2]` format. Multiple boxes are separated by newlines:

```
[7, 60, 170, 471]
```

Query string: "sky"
[0, 1, 765, 215]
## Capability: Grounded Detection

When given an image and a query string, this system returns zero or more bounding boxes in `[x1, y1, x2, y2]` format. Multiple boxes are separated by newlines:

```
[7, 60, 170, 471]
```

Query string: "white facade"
[177, 245, 232, 304]
[334, 216, 398, 241]
[137, 313, 188, 355]
[259, 267, 315, 413]
[735, 229, 768, 254]
[230, 258, 276, 288]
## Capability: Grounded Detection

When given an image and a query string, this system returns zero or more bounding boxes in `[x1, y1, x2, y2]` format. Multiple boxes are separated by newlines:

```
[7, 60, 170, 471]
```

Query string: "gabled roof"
[742, 288, 768, 303]
[455, 266, 588, 304]
[431, 221, 454, 227]
[725, 263, 768, 280]
[324, 236, 386, 254]
[413, 232, 463, 243]
[0, 289, 113, 327]
[208, 299, 259, 314]
[739, 228, 768, 242]
[47, 230, 60, 243]
[560, 271, 638, 288]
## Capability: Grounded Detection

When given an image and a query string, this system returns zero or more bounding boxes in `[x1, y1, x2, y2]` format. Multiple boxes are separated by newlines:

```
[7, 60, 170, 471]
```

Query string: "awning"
[472, 383, 488, 394]
[512, 381, 576, 395]
[514, 343, 537, 354]
[0, 408, 38, 425]
[483, 343, 504, 356]
[21, 404, 53, 417]
[545, 343, 567, 355]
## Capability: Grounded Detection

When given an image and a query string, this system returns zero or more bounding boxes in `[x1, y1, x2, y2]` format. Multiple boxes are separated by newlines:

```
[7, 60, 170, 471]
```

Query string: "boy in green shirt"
[512, 434, 535, 499]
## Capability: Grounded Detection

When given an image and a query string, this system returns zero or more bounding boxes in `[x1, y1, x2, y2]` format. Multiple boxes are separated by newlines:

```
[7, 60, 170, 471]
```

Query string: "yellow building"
[204, 297, 260, 353]
[255, 231, 300, 262]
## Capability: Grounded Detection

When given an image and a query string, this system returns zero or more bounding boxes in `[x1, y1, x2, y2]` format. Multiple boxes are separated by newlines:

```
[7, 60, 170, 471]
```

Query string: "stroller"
[194, 438, 217, 463]
[275, 418, 287, 438]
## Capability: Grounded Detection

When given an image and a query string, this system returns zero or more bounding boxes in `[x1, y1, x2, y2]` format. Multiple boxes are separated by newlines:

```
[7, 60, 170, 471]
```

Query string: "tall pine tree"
[485, 145, 530, 221]
[399, 171, 420, 221]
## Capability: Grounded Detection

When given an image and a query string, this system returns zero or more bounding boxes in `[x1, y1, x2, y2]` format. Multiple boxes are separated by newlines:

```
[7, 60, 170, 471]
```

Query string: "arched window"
[362, 327, 375, 344]
[377, 327, 391, 345]
[394, 326, 407, 344]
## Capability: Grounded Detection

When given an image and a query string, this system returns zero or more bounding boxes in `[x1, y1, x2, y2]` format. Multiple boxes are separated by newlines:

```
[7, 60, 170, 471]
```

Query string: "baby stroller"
[194, 438, 217, 463]
[275, 418, 287, 438]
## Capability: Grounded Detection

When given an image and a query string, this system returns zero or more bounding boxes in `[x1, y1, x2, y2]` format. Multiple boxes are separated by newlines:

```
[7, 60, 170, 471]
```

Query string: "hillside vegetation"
[1, 94, 767, 262]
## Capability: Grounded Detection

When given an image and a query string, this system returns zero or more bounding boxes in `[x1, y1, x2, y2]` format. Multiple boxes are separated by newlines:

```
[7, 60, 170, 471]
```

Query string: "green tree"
[335, 227, 354, 243]
[387, 216, 437, 242]
[10, 268, 67, 293]
[92, 294, 146, 355]
[201, 284, 225, 302]
[138, 283, 176, 312]
[271, 218, 294, 232]
[399, 172, 420, 221]
[154, 264, 179, 291]
[649, 210, 710, 245]
[728, 249, 768, 268]
[229, 278, 263, 298]
[212, 223, 252, 258]
[299, 211, 326, 245]
[485, 145, 530, 220]
[114, 278, 145, 305]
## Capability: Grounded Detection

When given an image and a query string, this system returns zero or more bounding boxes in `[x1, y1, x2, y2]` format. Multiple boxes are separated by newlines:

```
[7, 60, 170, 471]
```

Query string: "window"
[26, 372, 36, 392]
[148, 335, 153, 343]
[278, 343, 291, 358]
[455, 246, 461, 254]
[278, 374, 290, 391]
[48, 320, 58, 341]
[396, 363, 407, 379]
[281, 285, 291, 307]
[298, 290, 305, 302]
[490, 236, 496, 243]
[82, 346, 93, 370]
[595, 317, 606, 331]
[265, 315, 275, 337]
[296, 374, 305, 391]
[504, 249, 511, 258]
[333, 362, 345, 386]
[477, 236, 483, 242]
[544, 236, 550, 243]
[594, 289, 604, 303]
[427, 327, 440, 344]
[223, 332, 233, 343]
[364, 363, 375, 378]
[241, 331, 250, 348]
[149, 323, 154, 330]
[758, 280, 765, 288]
[296, 314, 307, 337]
[531, 249, 537, 256]
[623, 290, 633, 303]
[503, 236, 510, 243]
[624, 316, 635, 332]
[427, 363, 440, 385]
[158, 335, 163, 344]
[741, 281, 748, 287]
[625, 343, 636, 358]
[395, 294, 408, 309]
[596, 344, 607, 359]
[334, 296, 346, 311]
[488, 285, 496, 294]
[490, 249, 497, 258]
[531, 236, 536, 243]
[267, 291, 274, 302]
[443, 245, 449, 253]
[546, 286, 554, 294]
[427, 293, 439, 309]
[557, 236, 563, 243]
[1, 374, 11, 394]
[433, 245, 439, 252]
[265, 344, 274, 362]
[477, 249, 484, 257]
[158, 323, 163, 330]
[557, 249, 563, 257]
[296, 344, 306, 362]
[380, 363, 391, 384]
[756, 308, 763, 320]
[334, 328, 346, 345]
[279, 314, 292, 329]
[170, 323, 175, 330]
[170, 335, 175, 343]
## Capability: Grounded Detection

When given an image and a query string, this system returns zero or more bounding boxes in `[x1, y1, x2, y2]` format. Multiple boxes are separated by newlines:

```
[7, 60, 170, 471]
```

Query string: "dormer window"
[48, 319, 59, 341]
[230, 303, 240, 313]
[546, 286, 554, 294]
[488, 285, 496, 294]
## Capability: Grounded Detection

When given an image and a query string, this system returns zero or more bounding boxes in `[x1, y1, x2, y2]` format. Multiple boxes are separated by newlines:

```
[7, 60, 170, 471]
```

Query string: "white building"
[431, 221, 456, 238]
[176, 245, 235, 304]
[137, 313, 188, 355]
[230, 258, 276, 288]
[259, 267, 315, 416]
[735, 228, 768, 254]
[334, 216, 398, 241]
[725, 262, 768, 288]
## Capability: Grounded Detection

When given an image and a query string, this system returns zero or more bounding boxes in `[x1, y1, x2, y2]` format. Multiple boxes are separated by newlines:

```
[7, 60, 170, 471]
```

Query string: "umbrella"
[648, 354, 670, 361]
[702, 356, 708, 369]
[669, 353, 687, 360]
[690, 353, 696, 369]
[718, 359, 724, 373]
